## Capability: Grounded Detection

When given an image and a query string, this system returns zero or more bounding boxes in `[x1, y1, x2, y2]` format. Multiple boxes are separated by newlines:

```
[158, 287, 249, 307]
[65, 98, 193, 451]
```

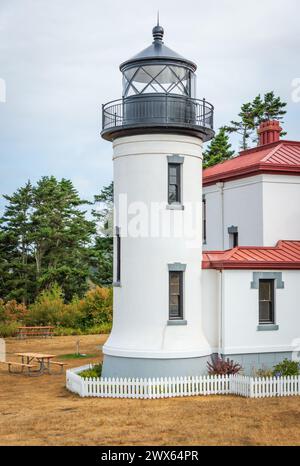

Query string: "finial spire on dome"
[152, 12, 164, 43]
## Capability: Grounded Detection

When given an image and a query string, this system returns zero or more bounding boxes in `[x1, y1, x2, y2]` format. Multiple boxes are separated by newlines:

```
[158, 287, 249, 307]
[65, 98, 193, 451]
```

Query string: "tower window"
[168, 163, 181, 204]
[169, 271, 184, 320]
[259, 279, 275, 324]
[116, 227, 121, 284]
[202, 196, 207, 244]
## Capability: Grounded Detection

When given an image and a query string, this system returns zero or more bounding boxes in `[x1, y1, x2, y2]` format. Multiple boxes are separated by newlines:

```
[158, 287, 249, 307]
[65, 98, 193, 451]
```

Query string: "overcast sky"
[0, 0, 299, 212]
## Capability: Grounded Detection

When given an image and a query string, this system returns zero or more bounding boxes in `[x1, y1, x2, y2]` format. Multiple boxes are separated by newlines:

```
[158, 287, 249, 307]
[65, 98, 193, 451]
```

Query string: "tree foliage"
[0, 177, 95, 303]
[90, 182, 114, 286]
[203, 127, 235, 168]
[224, 91, 287, 150]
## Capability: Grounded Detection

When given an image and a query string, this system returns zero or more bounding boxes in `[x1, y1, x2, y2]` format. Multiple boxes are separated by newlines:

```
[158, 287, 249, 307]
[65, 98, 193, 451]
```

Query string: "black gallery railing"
[102, 95, 214, 132]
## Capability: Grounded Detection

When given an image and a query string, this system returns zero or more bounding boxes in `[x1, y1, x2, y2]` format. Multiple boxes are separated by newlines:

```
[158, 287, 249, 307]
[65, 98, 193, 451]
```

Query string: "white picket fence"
[66, 365, 300, 399]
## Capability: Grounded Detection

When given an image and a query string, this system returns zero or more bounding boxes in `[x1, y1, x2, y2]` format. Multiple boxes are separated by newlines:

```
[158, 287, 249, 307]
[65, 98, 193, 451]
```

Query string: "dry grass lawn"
[0, 334, 300, 446]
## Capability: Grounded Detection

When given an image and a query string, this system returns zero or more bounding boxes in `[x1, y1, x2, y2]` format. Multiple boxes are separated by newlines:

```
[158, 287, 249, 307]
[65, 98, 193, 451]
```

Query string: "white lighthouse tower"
[101, 22, 215, 377]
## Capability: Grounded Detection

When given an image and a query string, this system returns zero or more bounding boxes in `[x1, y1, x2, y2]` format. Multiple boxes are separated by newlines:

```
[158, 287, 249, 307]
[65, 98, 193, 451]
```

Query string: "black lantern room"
[101, 23, 214, 142]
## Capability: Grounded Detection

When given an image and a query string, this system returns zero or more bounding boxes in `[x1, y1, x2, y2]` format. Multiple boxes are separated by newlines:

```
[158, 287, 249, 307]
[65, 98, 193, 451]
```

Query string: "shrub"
[207, 355, 242, 375]
[27, 284, 66, 326]
[0, 321, 20, 338]
[27, 284, 83, 328]
[0, 299, 28, 323]
[1, 283, 113, 335]
[74, 286, 112, 328]
[79, 364, 102, 378]
[272, 359, 300, 377]
[252, 368, 274, 378]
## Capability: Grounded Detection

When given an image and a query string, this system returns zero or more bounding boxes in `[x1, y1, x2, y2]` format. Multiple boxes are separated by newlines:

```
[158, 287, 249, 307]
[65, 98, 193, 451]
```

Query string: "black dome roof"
[120, 24, 197, 72]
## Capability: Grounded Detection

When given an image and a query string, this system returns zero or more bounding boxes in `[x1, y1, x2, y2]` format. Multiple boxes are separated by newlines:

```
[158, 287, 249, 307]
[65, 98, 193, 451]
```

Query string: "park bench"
[17, 326, 54, 339]
[49, 361, 67, 374]
[1, 361, 36, 374]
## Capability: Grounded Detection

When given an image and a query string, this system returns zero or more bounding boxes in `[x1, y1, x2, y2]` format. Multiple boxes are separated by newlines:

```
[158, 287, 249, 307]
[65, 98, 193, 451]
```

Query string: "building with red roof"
[201, 121, 300, 373]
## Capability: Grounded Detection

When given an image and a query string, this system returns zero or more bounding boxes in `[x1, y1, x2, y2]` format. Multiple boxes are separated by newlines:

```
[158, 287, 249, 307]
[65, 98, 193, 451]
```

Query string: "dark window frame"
[202, 196, 206, 243]
[168, 163, 181, 205]
[259, 279, 275, 324]
[169, 271, 184, 320]
[116, 227, 121, 284]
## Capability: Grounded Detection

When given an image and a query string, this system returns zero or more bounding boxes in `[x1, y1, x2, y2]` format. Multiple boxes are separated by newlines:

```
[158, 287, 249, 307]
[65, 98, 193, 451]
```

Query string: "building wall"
[203, 175, 263, 250]
[103, 133, 212, 376]
[262, 174, 300, 246]
[203, 173, 300, 251]
[201, 269, 219, 350]
[221, 269, 300, 357]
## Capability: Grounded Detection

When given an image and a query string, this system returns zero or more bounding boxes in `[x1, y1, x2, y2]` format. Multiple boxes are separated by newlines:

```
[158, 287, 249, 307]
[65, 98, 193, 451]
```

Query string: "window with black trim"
[202, 196, 206, 243]
[168, 163, 181, 204]
[169, 271, 183, 320]
[116, 227, 121, 283]
[259, 279, 274, 324]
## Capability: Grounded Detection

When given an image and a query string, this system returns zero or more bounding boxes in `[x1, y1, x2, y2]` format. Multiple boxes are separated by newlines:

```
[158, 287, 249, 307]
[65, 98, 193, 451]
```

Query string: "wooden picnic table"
[15, 352, 56, 376]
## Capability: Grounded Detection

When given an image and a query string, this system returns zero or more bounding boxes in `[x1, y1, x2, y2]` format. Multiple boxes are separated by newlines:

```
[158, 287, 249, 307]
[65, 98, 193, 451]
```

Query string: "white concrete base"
[102, 354, 211, 378]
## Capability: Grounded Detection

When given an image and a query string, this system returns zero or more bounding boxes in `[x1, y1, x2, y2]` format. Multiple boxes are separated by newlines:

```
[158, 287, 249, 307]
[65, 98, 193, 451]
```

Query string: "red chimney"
[258, 120, 282, 146]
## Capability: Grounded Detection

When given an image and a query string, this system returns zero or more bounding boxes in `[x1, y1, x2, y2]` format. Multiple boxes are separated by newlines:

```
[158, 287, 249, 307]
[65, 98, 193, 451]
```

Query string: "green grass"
[57, 353, 98, 360]
[53, 323, 112, 336]
[0, 322, 19, 337]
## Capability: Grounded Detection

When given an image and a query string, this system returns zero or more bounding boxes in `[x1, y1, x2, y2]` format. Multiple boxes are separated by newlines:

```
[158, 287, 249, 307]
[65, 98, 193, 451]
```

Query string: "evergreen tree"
[203, 128, 235, 168]
[30, 176, 95, 301]
[251, 92, 287, 138]
[0, 177, 95, 302]
[90, 182, 114, 286]
[0, 182, 35, 303]
[224, 92, 287, 149]
[224, 102, 256, 150]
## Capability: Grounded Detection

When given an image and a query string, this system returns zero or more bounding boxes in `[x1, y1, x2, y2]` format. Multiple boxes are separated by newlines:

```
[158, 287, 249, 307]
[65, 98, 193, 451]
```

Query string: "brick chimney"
[257, 120, 282, 146]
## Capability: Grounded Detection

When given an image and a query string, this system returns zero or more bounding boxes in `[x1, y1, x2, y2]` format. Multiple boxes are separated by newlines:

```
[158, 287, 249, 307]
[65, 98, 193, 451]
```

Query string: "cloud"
[0, 0, 299, 212]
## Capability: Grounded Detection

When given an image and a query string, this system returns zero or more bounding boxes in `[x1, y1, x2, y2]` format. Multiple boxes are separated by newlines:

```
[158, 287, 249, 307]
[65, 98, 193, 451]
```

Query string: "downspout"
[216, 182, 225, 250]
[218, 269, 223, 356]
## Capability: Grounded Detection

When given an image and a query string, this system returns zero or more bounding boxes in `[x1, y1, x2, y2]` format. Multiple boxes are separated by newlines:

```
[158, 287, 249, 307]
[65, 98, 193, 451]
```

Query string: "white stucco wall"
[262, 174, 300, 246]
[203, 176, 264, 250]
[103, 133, 212, 360]
[201, 269, 219, 350]
[203, 173, 300, 250]
[221, 269, 300, 355]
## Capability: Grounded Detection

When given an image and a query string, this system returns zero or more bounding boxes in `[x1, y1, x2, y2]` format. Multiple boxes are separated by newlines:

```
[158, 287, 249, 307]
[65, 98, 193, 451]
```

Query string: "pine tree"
[203, 128, 235, 168]
[0, 177, 95, 303]
[224, 102, 256, 150]
[30, 176, 95, 300]
[252, 91, 287, 138]
[90, 182, 114, 286]
[224, 92, 287, 149]
[0, 182, 35, 303]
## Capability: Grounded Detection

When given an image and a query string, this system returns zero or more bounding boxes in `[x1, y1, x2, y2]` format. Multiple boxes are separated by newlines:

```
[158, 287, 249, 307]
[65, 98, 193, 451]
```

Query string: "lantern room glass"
[122, 64, 196, 98]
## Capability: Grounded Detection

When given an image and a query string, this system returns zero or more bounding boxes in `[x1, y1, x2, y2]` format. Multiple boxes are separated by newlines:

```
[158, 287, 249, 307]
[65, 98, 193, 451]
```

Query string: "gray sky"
[0, 0, 299, 212]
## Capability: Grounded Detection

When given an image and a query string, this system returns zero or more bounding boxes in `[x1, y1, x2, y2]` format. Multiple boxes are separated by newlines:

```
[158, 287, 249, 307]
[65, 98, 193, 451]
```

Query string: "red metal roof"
[203, 140, 300, 186]
[202, 241, 300, 270]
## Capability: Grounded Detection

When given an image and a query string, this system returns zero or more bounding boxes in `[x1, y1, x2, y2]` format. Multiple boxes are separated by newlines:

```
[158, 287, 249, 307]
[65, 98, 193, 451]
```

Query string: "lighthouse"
[101, 21, 214, 378]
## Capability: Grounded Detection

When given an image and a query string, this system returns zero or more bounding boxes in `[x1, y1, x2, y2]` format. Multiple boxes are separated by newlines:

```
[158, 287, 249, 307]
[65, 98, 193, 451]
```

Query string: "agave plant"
[207, 355, 242, 375]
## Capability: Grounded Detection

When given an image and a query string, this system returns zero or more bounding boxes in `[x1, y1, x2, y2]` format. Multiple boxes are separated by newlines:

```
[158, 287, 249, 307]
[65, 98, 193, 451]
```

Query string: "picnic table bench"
[1, 353, 67, 375]
[17, 326, 54, 339]
[1, 361, 36, 374]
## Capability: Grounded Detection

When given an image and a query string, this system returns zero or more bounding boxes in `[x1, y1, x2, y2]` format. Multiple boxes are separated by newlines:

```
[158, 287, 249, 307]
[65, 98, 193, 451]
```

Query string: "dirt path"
[0, 335, 300, 446]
